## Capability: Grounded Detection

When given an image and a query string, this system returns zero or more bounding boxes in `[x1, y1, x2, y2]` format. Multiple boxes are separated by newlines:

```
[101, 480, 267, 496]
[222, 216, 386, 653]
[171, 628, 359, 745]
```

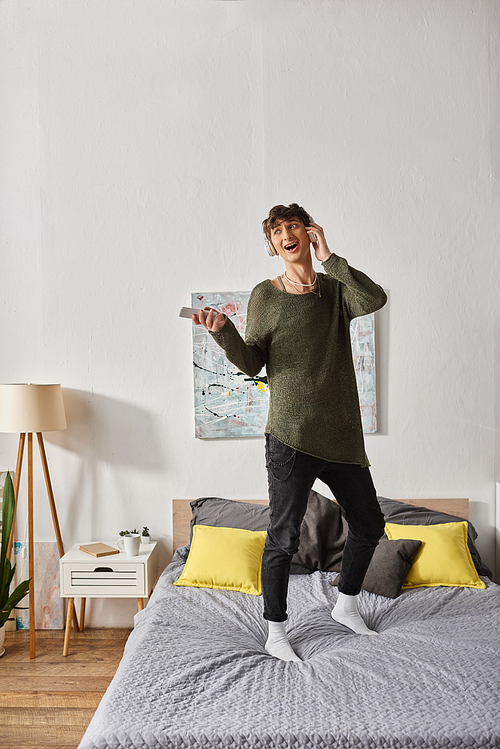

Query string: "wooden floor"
[0, 627, 132, 749]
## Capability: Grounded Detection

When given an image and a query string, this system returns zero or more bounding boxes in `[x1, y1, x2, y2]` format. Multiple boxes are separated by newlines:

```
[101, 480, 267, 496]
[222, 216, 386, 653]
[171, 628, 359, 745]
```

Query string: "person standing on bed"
[193, 203, 387, 662]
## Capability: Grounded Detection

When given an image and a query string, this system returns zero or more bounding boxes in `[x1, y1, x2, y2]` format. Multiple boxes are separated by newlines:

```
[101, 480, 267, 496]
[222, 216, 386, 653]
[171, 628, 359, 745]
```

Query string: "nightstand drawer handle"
[94, 567, 113, 572]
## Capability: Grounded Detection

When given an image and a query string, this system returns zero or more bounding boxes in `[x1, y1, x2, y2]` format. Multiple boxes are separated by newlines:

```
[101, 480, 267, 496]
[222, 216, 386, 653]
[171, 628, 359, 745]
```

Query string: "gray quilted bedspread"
[80, 547, 500, 749]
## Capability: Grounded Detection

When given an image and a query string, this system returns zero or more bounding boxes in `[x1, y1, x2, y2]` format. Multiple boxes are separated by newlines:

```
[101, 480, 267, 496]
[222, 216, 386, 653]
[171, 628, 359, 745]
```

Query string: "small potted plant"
[0, 471, 31, 656]
[119, 528, 138, 538]
[141, 527, 151, 545]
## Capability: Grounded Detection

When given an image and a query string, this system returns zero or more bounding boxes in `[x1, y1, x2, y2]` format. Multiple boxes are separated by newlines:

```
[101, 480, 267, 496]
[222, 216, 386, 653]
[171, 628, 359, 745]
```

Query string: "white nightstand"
[59, 542, 158, 656]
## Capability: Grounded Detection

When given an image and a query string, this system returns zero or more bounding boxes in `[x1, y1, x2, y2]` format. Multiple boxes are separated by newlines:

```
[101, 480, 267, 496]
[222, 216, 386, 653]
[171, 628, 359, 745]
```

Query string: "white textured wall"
[1, 0, 499, 625]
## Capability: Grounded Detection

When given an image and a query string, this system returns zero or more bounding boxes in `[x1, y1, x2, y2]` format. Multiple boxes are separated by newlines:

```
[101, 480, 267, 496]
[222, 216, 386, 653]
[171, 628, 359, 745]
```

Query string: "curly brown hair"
[262, 203, 312, 240]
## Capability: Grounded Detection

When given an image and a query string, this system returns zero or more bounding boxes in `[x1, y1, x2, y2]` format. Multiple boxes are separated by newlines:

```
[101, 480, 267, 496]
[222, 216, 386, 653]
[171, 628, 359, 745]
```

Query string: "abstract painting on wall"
[192, 291, 269, 438]
[13, 541, 63, 630]
[34, 542, 64, 629]
[192, 291, 378, 438]
[350, 313, 377, 434]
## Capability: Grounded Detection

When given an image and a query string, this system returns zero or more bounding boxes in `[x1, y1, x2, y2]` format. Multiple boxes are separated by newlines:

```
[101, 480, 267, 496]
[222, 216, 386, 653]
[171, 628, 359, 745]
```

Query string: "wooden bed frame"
[172, 497, 468, 552]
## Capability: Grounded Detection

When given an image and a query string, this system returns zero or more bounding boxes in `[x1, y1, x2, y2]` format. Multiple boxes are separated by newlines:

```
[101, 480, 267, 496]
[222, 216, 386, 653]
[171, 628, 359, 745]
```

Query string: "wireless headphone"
[265, 238, 279, 257]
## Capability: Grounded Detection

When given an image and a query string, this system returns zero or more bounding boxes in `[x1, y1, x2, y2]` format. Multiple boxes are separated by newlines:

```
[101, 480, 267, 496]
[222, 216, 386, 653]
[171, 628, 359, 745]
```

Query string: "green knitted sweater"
[210, 254, 387, 466]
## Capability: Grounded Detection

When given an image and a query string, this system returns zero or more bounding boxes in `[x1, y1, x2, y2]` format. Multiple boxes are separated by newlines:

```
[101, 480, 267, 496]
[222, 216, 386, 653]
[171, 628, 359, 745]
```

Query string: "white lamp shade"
[0, 384, 67, 433]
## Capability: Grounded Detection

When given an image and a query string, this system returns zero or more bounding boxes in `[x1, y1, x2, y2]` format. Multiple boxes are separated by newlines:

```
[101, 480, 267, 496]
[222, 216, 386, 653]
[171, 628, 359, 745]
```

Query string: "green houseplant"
[1, 471, 31, 650]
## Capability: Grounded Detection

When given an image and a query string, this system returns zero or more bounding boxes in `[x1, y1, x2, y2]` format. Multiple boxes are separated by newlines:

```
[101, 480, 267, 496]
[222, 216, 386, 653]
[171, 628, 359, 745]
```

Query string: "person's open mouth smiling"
[284, 241, 299, 253]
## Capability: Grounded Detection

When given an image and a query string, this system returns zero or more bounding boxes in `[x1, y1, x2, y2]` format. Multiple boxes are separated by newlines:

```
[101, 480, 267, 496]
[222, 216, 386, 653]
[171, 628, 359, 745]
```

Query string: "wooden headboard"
[172, 497, 469, 552]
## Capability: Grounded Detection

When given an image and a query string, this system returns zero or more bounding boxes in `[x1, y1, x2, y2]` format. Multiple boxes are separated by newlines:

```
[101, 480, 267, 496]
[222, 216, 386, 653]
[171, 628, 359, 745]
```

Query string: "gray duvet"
[80, 547, 500, 749]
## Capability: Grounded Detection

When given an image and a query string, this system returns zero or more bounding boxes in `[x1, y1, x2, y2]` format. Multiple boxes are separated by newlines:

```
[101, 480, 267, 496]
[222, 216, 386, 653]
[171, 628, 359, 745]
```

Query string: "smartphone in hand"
[179, 307, 201, 319]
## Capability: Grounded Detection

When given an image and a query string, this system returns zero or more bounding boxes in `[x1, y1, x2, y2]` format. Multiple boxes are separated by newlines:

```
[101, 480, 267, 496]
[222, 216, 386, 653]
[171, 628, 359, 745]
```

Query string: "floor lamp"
[0, 383, 78, 658]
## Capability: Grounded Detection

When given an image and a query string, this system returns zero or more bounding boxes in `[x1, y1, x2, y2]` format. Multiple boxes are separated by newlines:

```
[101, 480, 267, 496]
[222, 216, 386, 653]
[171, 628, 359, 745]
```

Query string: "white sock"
[331, 592, 377, 635]
[265, 621, 302, 662]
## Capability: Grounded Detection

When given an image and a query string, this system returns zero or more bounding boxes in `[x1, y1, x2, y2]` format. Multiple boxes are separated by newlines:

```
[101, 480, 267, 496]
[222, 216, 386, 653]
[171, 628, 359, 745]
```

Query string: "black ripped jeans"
[262, 434, 385, 622]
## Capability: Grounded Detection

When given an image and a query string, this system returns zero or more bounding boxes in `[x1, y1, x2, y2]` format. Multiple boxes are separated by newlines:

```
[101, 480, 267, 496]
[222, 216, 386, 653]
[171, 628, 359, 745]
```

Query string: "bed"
[79, 494, 500, 749]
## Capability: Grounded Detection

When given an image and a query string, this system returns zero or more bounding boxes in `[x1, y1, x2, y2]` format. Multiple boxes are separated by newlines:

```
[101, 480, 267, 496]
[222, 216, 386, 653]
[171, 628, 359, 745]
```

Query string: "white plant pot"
[141, 536, 151, 545]
[0, 625, 5, 657]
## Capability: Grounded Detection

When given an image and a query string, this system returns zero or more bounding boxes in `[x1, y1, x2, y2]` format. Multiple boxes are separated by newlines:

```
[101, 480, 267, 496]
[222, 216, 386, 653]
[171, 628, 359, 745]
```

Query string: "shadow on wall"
[46, 389, 164, 470]
[43, 389, 165, 540]
[374, 291, 390, 437]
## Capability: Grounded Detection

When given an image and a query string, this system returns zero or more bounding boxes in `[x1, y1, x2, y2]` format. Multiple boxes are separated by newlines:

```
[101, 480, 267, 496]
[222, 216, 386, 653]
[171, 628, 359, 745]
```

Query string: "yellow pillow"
[384, 521, 486, 590]
[173, 524, 267, 595]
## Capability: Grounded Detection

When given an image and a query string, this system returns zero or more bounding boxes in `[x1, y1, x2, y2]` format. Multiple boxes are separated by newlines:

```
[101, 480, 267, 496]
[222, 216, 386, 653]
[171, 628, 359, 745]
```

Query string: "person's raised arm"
[308, 221, 387, 319]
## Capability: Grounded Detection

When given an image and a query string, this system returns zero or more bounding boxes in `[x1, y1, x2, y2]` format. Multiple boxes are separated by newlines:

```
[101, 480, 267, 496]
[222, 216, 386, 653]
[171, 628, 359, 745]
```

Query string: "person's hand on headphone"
[307, 222, 331, 263]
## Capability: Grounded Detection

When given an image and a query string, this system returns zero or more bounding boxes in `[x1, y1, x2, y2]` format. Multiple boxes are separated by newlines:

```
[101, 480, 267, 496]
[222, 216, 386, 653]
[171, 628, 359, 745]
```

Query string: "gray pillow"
[290, 490, 347, 574]
[377, 496, 492, 578]
[190, 497, 269, 537]
[332, 537, 422, 599]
